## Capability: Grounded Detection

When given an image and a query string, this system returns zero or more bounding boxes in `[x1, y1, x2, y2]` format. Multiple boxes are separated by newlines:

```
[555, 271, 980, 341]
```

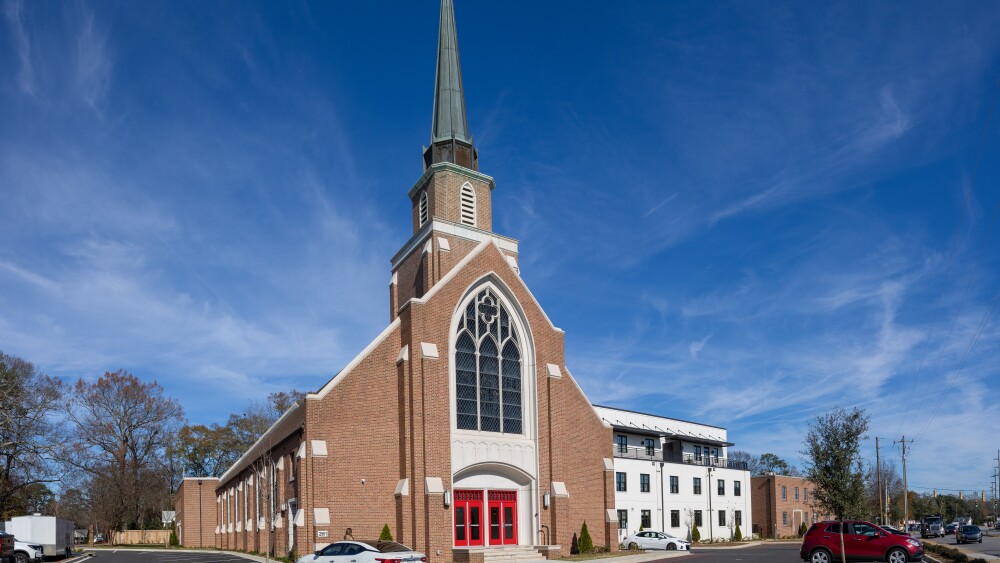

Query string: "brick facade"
[175, 477, 219, 548]
[750, 475, 831, 538]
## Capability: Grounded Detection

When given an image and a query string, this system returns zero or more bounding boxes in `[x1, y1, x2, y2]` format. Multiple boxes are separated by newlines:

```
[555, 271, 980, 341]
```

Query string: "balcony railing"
[612, 445, 749, 471]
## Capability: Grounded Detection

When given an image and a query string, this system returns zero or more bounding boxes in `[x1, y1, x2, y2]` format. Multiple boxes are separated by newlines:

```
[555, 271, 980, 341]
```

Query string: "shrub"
[798, 522, 808, 537]
[578, 522, 594, 553]
[691, 526, 701, 543]
[379, 525, 393, 541]
[169, 530, 179, 546]
[570, 533, 579, 555]
[734, 525, 742, 541]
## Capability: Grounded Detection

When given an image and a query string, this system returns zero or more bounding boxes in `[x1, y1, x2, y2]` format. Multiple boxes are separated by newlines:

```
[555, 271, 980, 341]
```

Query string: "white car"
[12, 539, 44, 563]
[623, 531, 690, 551]
[296, 540, 427, 563]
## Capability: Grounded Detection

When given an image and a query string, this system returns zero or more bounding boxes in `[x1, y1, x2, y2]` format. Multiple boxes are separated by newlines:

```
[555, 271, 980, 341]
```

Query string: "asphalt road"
[925, 528, 1000, 558]
[679, 543, 802, 562]
[84, 551, 257, 563]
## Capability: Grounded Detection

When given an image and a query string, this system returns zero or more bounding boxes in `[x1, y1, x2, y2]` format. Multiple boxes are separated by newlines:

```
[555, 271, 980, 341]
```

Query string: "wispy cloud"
[2, 0, 34, 94]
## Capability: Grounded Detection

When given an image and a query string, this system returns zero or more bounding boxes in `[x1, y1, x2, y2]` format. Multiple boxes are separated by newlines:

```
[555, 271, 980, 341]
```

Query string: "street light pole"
[198, 480, 203, 548]
[707, 466, 714, 541]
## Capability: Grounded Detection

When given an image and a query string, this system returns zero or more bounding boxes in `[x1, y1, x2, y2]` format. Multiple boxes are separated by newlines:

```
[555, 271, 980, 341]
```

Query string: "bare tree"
[66, 370, 184, 533]
[0, 352, 66, 519]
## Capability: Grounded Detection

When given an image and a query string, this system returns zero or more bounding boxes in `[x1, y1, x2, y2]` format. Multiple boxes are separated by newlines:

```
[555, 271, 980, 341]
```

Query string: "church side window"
[419, 190, 428, 226]
[460, 182, 476, 226]
[455, 288, 521, 433]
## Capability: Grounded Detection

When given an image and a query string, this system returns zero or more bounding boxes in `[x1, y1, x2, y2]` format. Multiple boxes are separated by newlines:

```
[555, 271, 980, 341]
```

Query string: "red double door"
[453, 490, 517, 546]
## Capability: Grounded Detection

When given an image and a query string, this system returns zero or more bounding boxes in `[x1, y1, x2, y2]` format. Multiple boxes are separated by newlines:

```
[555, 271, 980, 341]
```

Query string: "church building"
[175, 1, 619, 560]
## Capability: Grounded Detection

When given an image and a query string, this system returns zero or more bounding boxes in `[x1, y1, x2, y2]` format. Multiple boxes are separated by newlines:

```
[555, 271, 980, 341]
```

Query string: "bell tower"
[390, 0, 520, 320]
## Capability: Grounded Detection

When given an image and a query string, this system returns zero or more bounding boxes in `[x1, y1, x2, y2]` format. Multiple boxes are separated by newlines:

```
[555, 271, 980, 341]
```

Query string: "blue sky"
[2, 1, 999, 495]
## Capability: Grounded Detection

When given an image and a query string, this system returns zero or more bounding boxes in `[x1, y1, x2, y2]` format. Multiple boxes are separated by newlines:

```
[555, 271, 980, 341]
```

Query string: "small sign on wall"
[317, 530, 329, 538]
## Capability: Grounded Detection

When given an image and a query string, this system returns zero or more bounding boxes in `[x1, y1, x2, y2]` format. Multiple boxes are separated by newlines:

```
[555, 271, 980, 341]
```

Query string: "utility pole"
[895, 436, 913, 528]
[876, 437, 883, 524]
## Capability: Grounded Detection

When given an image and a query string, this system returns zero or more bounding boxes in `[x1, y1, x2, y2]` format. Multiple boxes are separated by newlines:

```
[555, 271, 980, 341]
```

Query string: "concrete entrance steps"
[481, 546, 548, 563]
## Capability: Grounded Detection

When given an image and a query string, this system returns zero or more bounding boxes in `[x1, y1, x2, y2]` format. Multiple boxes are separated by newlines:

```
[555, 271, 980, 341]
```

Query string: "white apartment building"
[593, 405, 753, 543]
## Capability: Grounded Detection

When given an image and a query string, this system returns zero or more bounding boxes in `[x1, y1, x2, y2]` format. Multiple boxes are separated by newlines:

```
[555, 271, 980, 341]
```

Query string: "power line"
[897, 77, 1000, 434]
[909, 76, 1000, 439]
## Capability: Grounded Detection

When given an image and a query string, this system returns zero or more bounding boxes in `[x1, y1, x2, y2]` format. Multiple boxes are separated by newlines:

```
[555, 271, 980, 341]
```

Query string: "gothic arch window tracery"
[455, 288, 522, 434]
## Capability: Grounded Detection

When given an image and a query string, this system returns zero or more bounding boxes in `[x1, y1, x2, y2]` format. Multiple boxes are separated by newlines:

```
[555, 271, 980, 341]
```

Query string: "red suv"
[800, 521, 923, 563]
[0, 531, 14, 563]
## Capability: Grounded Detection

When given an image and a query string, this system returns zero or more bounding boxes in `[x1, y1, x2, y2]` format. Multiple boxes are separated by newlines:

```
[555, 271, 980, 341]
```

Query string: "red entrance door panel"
[488, 490, 517, 545]
[454, 490, 484, 546]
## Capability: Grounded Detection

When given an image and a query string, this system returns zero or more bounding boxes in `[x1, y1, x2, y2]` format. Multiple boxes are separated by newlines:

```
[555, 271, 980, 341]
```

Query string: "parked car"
[296, 540, 427, 563]
[956, 525, 982, 544]
[800, 521, 924, 563]
[881, 526, 909, 536]
[622, 530, 690, 551]
[12, 540, 44, 563]
[0, 532, 15, 563]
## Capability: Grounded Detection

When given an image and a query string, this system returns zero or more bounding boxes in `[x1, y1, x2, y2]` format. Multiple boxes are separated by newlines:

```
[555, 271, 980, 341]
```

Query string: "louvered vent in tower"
[460, 182, 476, 226]
[419, 191, 429, 226]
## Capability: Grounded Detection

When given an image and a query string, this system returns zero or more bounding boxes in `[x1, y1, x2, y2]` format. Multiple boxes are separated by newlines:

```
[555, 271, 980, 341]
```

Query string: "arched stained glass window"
[455, 288, 522, 433]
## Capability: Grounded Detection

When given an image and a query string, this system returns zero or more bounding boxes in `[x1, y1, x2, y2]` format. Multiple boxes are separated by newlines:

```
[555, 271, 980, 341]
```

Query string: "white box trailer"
[3, 516, 74, 557]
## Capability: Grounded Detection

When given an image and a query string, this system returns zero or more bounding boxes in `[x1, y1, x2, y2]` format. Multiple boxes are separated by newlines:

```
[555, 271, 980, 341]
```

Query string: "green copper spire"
[423, 0, 478, 171]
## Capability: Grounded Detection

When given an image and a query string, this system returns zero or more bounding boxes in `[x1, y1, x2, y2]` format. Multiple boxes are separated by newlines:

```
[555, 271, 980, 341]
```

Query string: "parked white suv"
[12, 540, 44, 563]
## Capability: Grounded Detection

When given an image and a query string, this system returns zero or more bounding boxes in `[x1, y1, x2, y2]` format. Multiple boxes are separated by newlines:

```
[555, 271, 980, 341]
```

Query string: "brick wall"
[750, 475, 831, 538]
[175, 477, 219, 548]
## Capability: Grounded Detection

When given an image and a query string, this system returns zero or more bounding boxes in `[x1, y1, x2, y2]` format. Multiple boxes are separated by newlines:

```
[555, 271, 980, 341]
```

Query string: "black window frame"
[693, 477, 702, 495]
[718, 509, 726, 527]
[734, 480, 741, 496]
[670, 510, 680, 528]
[669, 475, 679, 494]
[641, 510, 651, 529]
[717, 479, 725, 496]
[615, 472, 627, 492]
[694, 510, 703, 527]
[735, 510, 742, 526]
[617, 509, 628, 530]
[640, 473, 650, 493]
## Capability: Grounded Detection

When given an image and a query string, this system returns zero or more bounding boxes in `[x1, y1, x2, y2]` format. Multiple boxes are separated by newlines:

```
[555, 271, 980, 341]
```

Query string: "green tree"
[798, 522, 808, 537]
[691, 525, 700, 543]
[759, 453, 798, 476]
[577, 521, 593, 553]
[734, 525, 742, 541]
[379, 524, 393, 541]
[802, 406, 870, 563]
[0, 352, 65, 520]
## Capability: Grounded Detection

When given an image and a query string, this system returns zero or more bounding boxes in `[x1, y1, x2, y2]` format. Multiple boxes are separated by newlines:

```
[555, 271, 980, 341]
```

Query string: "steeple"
[423, 0, 478, 171]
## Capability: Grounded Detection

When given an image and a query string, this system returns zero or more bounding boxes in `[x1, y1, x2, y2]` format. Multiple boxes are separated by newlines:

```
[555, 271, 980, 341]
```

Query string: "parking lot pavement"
[83, 550, 262, 563]
[659, 543, 802, 563]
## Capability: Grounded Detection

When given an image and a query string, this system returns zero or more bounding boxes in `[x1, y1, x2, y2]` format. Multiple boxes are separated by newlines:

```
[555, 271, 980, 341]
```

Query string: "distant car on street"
[622, 531, 691, 551]
[956, 525, 982, 544]
[881, 526, 909, 536]
[945, 523, 958, 535]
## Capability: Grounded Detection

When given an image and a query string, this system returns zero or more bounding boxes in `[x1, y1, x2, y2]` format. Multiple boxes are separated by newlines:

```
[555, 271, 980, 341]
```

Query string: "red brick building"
[750, 475, 831, 538]
[175, 1, 616, 560]
[175, 477, 219, 548]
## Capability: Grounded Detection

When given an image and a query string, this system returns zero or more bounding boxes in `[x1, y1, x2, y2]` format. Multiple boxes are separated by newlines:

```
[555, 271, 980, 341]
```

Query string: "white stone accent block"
[606, 509, 618, 523]
[552, 481, 569, 497]
[394, 478, 410, 497]
[296, 442, 306, 459]
[546, 363, 562, 378]
[313, 508, 330, 526]
[425, 477, 444, 494]
[294, 509, 305, 527]
[603, 458, 614, 471]
[397, 345, 409, 364]
[438, 237, 451, 251]
[421, 342, 439, 359]
[311, 440, 328, 457]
